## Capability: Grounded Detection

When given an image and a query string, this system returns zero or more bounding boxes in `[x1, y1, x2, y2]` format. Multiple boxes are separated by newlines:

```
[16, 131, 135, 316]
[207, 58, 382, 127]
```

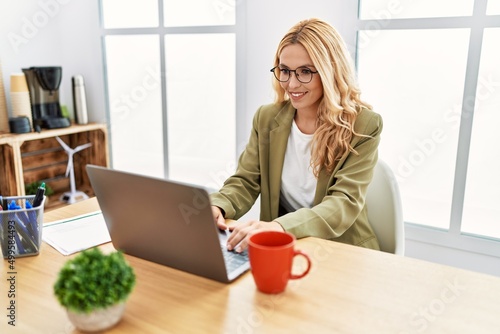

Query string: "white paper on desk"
[42, 211, 111, 255]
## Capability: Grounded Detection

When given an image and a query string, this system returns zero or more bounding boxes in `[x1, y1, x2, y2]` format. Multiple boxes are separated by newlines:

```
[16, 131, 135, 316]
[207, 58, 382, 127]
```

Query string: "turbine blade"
[55, 136, 71, 151]
[73, 142, 92, 153]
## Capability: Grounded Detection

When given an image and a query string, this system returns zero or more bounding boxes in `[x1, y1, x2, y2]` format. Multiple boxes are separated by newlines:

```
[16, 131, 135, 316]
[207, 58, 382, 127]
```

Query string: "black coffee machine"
[22, 66, 70, 131]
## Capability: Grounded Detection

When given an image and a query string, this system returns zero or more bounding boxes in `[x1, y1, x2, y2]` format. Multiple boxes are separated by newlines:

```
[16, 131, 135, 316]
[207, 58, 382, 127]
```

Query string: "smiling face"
[278, 43, 323, 115]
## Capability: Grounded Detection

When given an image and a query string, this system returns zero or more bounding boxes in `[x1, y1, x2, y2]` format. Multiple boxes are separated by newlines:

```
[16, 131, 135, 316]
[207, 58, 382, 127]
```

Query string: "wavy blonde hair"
[272, 18, 372, 177]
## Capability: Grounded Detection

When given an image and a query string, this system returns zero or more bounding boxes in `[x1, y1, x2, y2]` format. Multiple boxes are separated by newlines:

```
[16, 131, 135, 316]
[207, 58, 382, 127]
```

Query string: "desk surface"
[2, 197, 500, 333]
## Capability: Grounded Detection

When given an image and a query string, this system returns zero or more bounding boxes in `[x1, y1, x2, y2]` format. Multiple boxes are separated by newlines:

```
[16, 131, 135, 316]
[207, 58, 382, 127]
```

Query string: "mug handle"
[290, 250, 312, 280]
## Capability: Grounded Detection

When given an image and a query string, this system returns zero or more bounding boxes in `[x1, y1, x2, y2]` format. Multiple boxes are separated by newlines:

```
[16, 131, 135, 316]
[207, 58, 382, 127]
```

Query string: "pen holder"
[1, 195, 46, 258]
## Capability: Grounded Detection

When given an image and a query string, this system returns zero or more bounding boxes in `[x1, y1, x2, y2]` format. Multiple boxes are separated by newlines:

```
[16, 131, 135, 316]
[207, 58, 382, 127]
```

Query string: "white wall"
[0, 0, 105, 123]
[240, 0, 358, 151]
[406, 238, 500, 277]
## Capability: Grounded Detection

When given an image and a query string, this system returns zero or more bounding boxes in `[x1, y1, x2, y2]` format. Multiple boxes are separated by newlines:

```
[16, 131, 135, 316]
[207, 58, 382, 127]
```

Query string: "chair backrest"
[366, 160, 405, 255]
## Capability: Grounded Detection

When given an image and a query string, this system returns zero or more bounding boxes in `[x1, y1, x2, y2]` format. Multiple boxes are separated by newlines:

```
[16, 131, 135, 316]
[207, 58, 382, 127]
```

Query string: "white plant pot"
[67, 302, 126, 332]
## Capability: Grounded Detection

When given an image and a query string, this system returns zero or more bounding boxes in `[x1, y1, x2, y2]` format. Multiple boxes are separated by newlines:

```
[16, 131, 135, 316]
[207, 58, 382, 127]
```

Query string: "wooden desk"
[2, 198, 500, 333]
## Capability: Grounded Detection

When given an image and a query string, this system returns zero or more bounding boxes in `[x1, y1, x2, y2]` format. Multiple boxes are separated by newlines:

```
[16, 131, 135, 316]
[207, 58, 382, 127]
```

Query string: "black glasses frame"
[270, 66, 318, 84]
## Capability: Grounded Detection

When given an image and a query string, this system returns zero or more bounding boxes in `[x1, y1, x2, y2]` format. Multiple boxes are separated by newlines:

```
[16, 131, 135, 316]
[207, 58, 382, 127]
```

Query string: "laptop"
[86, 165, 250, 283]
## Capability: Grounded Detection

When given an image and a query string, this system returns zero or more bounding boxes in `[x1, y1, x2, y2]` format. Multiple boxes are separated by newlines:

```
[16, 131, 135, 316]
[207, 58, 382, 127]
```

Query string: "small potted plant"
[53, 247, 136, 332]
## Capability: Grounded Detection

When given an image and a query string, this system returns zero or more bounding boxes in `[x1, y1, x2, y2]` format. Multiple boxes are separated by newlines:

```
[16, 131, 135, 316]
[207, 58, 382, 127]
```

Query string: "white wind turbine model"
[55, 136, 92, 204]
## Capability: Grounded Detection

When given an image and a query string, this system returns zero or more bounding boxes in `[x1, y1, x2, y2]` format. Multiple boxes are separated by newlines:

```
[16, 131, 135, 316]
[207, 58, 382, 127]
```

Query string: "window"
[358, 28, 469, 230]
[164, 33, 235, 186]
[104, 34, 164, 177]
[461, 27, 500, 239]
[356, 0, 500, 253]
[100, 0, 237, 188]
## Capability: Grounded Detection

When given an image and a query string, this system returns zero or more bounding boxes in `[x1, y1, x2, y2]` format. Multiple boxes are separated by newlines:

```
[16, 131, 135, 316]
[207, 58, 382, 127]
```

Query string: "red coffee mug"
[248, 231, 312, 294]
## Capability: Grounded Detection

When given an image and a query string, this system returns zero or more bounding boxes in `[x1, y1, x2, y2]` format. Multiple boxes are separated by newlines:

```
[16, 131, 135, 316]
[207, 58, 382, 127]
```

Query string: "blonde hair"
[272, 18, 372, 176]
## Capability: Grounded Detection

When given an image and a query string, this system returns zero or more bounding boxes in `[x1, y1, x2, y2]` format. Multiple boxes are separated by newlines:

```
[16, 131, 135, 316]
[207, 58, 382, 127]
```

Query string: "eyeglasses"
[270, 66, 318, 84]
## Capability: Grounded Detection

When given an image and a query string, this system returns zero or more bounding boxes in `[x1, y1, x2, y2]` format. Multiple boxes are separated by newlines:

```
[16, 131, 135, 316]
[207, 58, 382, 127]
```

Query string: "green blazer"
[209, 101, 382, 250]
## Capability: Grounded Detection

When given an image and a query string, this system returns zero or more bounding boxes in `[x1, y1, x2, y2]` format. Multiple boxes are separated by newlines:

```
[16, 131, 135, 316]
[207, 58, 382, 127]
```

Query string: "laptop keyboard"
[222, 246, 249, 272]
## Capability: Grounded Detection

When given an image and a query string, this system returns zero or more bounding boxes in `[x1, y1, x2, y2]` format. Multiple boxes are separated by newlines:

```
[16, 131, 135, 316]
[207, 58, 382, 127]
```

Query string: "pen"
[8, 200, 20, 210]
[33, 182, 46, 207]
[7, 200, 39, 253]
[6, 211, 26, 255]
[14, 216, 38, 253]
[13, 229, 25, 255]
[25, 201, 40, 243]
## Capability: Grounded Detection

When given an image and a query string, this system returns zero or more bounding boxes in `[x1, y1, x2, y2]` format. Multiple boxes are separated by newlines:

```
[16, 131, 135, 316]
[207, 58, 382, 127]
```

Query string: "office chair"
[366, 159, 405, 255]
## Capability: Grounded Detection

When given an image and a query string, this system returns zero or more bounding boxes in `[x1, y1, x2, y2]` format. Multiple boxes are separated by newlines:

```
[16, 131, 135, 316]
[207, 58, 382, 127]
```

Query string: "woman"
[210, 18, 382, 252]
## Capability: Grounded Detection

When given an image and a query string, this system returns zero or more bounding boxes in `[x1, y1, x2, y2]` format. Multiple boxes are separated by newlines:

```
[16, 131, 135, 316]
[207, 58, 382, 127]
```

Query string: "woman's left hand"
[226, 220, 284, 253]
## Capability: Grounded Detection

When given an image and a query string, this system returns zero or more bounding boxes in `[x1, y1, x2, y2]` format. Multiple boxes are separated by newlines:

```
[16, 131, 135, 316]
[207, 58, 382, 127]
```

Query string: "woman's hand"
[227, 220, 284, 253]
[211, 206, 227, 230]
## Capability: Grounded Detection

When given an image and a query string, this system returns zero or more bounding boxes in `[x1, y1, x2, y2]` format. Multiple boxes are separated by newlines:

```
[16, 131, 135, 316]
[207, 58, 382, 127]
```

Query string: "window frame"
[355, 0, 500, 258]
[98, 0, 244, 179]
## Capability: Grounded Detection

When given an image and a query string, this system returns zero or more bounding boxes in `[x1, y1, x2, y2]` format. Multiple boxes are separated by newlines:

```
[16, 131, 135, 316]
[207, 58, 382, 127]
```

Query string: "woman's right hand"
[211, 206, 227, 230]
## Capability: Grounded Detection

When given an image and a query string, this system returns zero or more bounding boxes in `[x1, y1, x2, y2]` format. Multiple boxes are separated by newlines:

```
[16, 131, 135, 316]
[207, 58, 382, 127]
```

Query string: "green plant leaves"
[53, 248, 136, 314]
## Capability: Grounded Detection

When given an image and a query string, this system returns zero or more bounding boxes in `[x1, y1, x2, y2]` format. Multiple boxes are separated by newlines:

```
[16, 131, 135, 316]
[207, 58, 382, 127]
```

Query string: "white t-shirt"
[280, 120, 316, 212]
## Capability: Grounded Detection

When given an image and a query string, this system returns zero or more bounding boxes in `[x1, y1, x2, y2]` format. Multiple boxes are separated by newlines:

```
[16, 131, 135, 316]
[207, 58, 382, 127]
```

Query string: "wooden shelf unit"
[0, 123, 109, 210]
